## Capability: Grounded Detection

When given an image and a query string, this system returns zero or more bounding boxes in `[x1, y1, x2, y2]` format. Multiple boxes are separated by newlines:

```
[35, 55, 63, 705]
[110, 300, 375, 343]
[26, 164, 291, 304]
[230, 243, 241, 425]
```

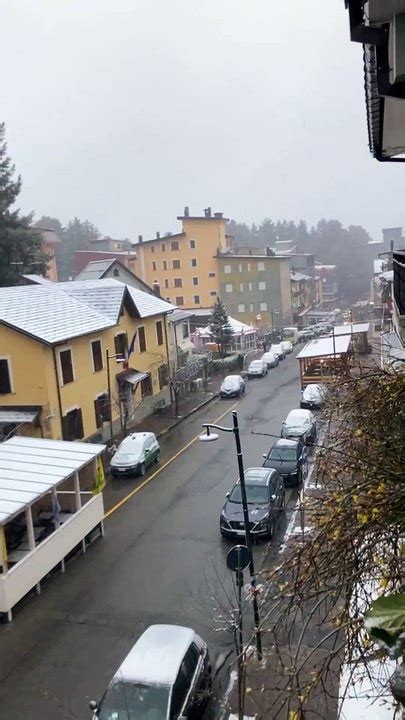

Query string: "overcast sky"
[1, 0, 404, 241]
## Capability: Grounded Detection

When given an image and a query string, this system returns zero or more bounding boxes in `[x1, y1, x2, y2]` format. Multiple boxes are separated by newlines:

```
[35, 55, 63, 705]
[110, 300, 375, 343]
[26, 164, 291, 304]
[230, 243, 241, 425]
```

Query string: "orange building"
[37, 227, 60, 282]
[133, 207, 231, 309]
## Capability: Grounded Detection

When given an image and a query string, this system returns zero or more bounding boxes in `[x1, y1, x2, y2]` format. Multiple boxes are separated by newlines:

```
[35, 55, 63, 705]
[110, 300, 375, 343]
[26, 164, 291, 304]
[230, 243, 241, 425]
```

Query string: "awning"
[0, 409, 39, 425]
[117, 370, 148, 386]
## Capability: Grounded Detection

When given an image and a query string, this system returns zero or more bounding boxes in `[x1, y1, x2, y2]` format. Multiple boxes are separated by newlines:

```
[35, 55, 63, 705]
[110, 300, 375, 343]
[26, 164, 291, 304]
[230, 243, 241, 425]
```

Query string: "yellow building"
[0, 280, 174, 442]
[133, 207, 231, 309]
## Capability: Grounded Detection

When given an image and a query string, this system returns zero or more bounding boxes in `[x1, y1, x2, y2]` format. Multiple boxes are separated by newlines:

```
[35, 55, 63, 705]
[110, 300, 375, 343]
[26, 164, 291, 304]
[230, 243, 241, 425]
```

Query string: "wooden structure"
[0, 437, 106, 621]
[297, 335, 352, 389]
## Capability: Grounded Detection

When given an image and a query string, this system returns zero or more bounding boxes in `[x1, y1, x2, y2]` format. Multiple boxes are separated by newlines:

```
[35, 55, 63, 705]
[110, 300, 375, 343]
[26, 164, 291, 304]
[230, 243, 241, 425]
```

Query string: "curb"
[156, 393, 220, 438]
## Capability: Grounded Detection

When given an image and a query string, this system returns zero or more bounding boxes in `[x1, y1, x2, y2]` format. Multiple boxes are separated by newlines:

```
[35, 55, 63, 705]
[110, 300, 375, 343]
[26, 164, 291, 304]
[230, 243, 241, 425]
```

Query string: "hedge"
[209, 353, 244, 373]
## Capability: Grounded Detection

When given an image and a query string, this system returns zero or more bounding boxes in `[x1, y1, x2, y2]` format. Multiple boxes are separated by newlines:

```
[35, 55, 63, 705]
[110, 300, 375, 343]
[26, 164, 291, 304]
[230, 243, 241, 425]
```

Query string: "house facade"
[0, 280, 174, 442]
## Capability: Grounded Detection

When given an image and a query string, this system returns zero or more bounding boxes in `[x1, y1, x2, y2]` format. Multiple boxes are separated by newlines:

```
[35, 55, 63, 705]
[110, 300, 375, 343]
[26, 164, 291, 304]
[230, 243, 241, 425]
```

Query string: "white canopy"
[0, 437, 105, 525]
[332, 323, 369, 335]
[297, 335, 351, 360]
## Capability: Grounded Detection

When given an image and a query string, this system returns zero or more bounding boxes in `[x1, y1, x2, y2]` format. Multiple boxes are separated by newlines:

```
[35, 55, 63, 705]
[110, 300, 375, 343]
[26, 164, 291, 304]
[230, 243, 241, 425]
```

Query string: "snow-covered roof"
[74, 259, 116, 280]
[0, 437, 105, 525]
[296, 335, 351, 359]
[332, 323, 369, 335]
[0, 279, 175, 344]
[198, 316, 257, 337]
[22, 274, 52, 285]
[116, 624, 197, 685]
[291, 272, 312, 282]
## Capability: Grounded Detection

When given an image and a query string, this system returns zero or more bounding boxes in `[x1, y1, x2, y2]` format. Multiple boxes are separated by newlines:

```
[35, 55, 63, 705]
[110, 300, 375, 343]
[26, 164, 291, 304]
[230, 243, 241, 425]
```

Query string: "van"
[283, 327, 299, 345]
[90, 624, 211, 720]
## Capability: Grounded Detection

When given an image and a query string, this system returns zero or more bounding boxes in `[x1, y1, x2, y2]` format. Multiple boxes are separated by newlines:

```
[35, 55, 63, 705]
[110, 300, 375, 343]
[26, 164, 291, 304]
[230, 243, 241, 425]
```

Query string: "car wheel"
[139, 463, 146, 477]
[154, 453, 160, 464]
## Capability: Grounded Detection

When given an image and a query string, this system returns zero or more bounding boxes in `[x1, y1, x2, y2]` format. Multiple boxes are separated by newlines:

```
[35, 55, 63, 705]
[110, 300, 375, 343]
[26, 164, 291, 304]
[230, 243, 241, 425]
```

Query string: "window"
[114, 333, 128, 358]
[138, 326, 146, 353]
[91, 340, 103, 372]
[170, 667, 189, 719]
[94, 393, 111, 428]
[164, 278, 169, 288]
[171, 240, 179, 251]
[258, 261, 265, 271]
[249, 303, 254, 312]
[161, 244, 165, 252]
[191, 258, 197, 267]
[183, 644, 200, 680]
[163, 260, 167, 270]
[259, 302, 268, 311]
[240, 283, 244, 291]
[113, 268, 119, 277]
[174, 278, 183, 287]
[59, 348, 74, 385]
[152, 261, 157, 271]
[141, 374, 152, 398]
[175, 296, 184, 306]
[238, 304, 245, 313]
[0, 358, 12, 394]
[156, 320, 164, 346]
[158, 364, 169, 390]
[224, 264, 232, 274]
[247, 263, 251, 271]
[210, 291, 217, 296]
[173, 260, 181, 269]
[192, 277, 198, 286]
[248, 282, 253, 291]
[182, 323, 189, 339]
[208, 272, 216, 278]
[194, 295, 200, 304]
[238, 263, 243, 272]
[225, 284, 233, 292]
[151, 246, 155, 253]
[189, 239, 196, 249]
[61, 408, 83, 441]
[258, 281, 266, 290]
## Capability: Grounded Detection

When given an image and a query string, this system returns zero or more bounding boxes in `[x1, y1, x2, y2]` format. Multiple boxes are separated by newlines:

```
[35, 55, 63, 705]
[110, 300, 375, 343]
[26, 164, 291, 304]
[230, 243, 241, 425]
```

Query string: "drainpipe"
[163, 315, 174, 406]
[52, 346, 64, 439]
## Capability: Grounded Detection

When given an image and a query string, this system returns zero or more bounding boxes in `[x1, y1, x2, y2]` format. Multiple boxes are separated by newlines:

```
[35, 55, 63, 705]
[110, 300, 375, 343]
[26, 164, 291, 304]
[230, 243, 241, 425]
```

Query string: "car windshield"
[250, 362, 261, 368]
[268, 447, 297, 462]
[113, 453, 137, 463]
[229, 484, 269, 504]
[98, 681, 170, 720]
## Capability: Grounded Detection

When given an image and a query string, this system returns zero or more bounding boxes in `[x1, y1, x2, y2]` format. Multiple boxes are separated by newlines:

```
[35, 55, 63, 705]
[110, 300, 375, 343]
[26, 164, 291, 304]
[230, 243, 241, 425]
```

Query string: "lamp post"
[106, 349, 125, 444]
[199, 410, 263, 660]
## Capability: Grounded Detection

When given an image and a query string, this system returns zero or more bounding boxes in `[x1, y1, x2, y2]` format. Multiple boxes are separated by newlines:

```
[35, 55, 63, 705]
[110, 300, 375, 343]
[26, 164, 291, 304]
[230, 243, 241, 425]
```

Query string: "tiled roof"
[75, 259, 116, 280]
[22, 274, 52, 285]
[0, 285, 115, 344]
[59, 279, 126, 321]
[125, 285, 176, 318]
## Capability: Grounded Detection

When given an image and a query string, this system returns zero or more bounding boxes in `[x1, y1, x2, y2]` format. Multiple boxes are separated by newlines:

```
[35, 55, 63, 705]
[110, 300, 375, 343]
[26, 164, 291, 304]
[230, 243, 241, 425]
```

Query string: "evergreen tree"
[0, 123, 48, 286]
[210, 297, 233, 357]
[55, 217, 100, 280]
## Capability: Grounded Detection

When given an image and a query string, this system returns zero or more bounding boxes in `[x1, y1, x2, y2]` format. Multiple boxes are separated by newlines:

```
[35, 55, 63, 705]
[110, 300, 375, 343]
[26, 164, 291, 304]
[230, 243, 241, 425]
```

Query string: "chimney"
[214, 212, 223, 219]
[138, 234, 143, 244]
[184, 206, 189, 217]
[204, 207, 212, 218]
[156, 232, 160, 239]
[153, 282, 161, 297]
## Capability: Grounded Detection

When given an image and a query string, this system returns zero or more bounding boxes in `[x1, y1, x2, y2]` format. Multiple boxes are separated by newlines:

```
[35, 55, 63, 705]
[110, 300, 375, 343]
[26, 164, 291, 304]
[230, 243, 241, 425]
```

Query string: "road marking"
[104, 400, 239, 519]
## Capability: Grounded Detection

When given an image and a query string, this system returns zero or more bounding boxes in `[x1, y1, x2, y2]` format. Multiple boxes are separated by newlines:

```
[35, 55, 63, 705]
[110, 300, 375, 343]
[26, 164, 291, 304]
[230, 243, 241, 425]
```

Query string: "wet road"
[0, 351, 302, 719]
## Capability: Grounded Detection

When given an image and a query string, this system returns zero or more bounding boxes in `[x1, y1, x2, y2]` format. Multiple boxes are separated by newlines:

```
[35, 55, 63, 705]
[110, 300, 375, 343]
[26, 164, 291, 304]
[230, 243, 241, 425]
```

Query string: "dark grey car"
[220, 467, 285, 540]
[262, 438, 308, 487]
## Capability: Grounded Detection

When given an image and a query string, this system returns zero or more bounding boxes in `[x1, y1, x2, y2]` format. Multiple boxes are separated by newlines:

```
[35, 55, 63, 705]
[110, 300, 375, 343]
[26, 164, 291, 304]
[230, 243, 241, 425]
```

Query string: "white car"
[110, 431, 160, 477]
[247, 358, 268, 378]
[262, 351, 279, 368]
[280, 340, 293, 354]
[220, 374, 245, 397]
[300, 383, 328, 409]
[90, 625, 211, 719]
[270, 343, 285, 360]
[281, 409, 317, 444]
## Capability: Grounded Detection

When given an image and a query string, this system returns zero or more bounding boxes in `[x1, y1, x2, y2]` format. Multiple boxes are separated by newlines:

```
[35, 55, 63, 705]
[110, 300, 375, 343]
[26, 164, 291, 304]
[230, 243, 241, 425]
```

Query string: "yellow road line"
[104, 400, 239, 519]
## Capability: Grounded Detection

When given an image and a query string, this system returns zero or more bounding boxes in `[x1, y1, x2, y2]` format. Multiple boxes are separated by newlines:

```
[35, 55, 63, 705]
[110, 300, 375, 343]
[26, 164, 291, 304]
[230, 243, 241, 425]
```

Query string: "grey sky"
[1, 0, 404, 241]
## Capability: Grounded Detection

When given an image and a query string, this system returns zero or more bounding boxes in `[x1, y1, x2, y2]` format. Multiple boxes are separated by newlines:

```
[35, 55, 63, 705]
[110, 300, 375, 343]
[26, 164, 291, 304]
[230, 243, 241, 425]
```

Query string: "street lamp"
[199, 410, 263, 660]
[106, 349, 126, 443]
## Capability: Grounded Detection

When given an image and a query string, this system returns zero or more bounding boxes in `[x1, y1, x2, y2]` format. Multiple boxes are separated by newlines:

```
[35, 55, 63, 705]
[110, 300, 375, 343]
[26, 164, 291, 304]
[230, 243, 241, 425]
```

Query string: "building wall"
[217, 256, 292, 327]
[133, 216, 229, 308]
[43, 241, 58, 282]
[0, 310, 171, 442]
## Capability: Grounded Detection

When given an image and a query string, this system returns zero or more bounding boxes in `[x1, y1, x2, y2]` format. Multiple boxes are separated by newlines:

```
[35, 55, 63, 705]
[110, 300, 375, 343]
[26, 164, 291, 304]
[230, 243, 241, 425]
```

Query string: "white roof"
[22, 274, 52, 285]
[116, 624, 197, 685]
[75, 259, 115, 280]
[332, 323, 369, 335]
[296, 335, 351, 359]
[0, 279, 175, 344]
[200, 315, 256, 337]
[291, 271, 312, 281]
[0, 437, 105, 524]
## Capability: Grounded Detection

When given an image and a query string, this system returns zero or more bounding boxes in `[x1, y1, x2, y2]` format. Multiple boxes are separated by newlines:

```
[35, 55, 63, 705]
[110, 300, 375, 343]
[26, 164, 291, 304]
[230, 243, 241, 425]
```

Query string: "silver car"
[220, 374, 245, 398]
[110, 431, 160, 477]
[90, 625, 211, 720]
[281, 409, 317, 445]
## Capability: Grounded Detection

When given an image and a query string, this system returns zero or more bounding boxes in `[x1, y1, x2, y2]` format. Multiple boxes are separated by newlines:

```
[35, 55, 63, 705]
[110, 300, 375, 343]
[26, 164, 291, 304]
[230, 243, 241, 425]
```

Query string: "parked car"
[247, 358, 268, 378]
[220, 467, 285, 540]
[220, 374, 245, 398]
[262, 351, 279, 368]
[281, 409, 317, 445]
[270, 343, 285, 360]
[280, 340, 293, 354]
[110, 431, 160, 477]
[89, 624, 211, 720]
[297, 329, 315, 343]
[262, 438, 307, 487]
[300, 383, 328, 409]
